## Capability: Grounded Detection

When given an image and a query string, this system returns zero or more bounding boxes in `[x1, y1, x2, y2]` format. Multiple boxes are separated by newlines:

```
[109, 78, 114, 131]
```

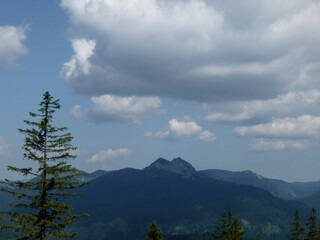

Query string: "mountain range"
[0, 157, 318, 240]
[199, 169, 320, 201]
[67, 158, 311, 240]
[85, 158, 320, 202]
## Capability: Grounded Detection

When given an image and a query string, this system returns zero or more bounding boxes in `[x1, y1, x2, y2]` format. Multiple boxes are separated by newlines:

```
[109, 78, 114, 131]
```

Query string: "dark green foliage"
[289, 209, 305, 240]
[255, 235, 262, 240]
[146, 221, 166, 240]
[0, 91, 87, 239]
[306, 208, 319, 240]
[212, 211, 227, 240]
[212, 209, 244, 240]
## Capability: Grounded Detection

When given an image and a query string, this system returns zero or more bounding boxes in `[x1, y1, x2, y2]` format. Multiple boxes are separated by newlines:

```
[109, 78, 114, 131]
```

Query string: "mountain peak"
[242, 170, 264, 180]
[144, 157, 196, 177]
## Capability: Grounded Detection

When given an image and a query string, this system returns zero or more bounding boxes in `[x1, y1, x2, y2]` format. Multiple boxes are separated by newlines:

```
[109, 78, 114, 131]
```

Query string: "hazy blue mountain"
[290, 181, 320, 199]
[0, 158, 314, 239]
[200, 169, 320, 200]
[67, 158, 309, 240]
[87, 170, 111, 181]
[297, 190, 320, 209]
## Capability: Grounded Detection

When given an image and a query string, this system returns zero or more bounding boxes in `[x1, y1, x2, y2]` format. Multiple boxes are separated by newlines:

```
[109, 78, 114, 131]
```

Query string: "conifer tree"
[212, 211, 227, 240]
[306, 208, 319, 240]
[212, 209, 244, 240]
[146, 220, 166, 240]
[227, 209, 244, 240]
[0, 91, 87, 239]
[289, 209, 305, 240]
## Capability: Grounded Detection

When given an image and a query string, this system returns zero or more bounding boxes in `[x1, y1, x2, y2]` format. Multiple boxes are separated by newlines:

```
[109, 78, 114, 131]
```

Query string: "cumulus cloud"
[205, 89, 320, 124]
[0, 137, 9, 156]
[0, 25, 28, 67]
[60, 0, 320, 150]
[72, 94, 163, 123]
[60, 0, 320, 102]
[250, 139, 314, 151]
[148, 118, 216, 142]
[61, 38, 95, 79]
[198, 130, 216, 142]
[71, 105, 87, 118]
[235, 115, 320, 138]
[87, 148, 132, 163]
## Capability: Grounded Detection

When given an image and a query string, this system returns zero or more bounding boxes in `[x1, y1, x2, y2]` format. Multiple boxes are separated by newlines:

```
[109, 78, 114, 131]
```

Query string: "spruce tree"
[146, 220, 166, 240]
[212, 211, 227, 240]
[306, 208, 319, 240]
[289, 209, 305, 240]
[0, 91, 87, 239]
[226, 209, 244, 240]
[212, 209, 244, 240]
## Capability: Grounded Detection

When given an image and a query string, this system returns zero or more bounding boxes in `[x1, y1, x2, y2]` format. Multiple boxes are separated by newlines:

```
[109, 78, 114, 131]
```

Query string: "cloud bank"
[235, 115, 320, 151]
[235, 115, 320, 138]
[0, 25, 28, 67]
[72, 94, 162, 123]
[60, 0, 320, 150]
[250, 139, 314, 151]
[61, 0, 320, 102]
[87, 148, 132, 163]
[204, 90, 320, 124]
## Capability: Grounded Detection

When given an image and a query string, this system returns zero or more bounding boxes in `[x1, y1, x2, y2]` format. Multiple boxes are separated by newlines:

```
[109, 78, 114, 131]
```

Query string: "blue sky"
[1, 0, 320, 181]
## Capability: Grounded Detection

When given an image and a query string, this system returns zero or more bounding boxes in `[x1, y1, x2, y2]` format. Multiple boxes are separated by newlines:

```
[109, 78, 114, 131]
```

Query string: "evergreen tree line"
[145, 209, 254, 240]
[289, 208, 320, 240]
[146, 208, 320, 240]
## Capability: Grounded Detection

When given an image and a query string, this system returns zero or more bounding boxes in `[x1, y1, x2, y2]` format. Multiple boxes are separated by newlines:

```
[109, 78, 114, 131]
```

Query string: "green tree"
[289, 209, 305, 240]
[212, 211, 227, 240]
[0, 91, 87, 239]
[146, 220, 166, 240]
[255, 235, 262, 240]
[306, 208, 319, 240]
[212, 209, 244, 240]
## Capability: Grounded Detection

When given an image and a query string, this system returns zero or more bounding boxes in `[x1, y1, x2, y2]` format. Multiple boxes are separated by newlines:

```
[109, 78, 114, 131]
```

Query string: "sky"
[1, 0, 320, 182]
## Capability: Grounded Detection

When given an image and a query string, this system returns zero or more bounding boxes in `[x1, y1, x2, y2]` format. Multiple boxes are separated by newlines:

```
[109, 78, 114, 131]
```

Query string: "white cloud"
[60, 0, 320, 104]
[87, 148, 132, 163]
[61, 38, 95, 79]
[235, 115, 320, 138]
[250, 139, 314, 151]
[268, 3, 320, 47]
[0, 25, 28, 67]
[193, 51, 297, 77]
[198, 130, 216, 142]
[144, 131, 153, 137]
[152, 118, 216, 142]
[205, 89, 320, 123]
[73, 94, 163, 123]
[71, 105, 87, 118]
[60, 0, 320, 151]
[0, 136, 9, 156]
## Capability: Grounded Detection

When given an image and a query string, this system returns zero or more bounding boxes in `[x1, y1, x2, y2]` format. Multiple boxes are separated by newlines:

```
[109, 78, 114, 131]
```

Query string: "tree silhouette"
[0, 91, 87, 239]
[212, 209, 244, 240]
[289, 209, 305, 240]
[306, 208, 319, 240]
[146, 220, 166, 240]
